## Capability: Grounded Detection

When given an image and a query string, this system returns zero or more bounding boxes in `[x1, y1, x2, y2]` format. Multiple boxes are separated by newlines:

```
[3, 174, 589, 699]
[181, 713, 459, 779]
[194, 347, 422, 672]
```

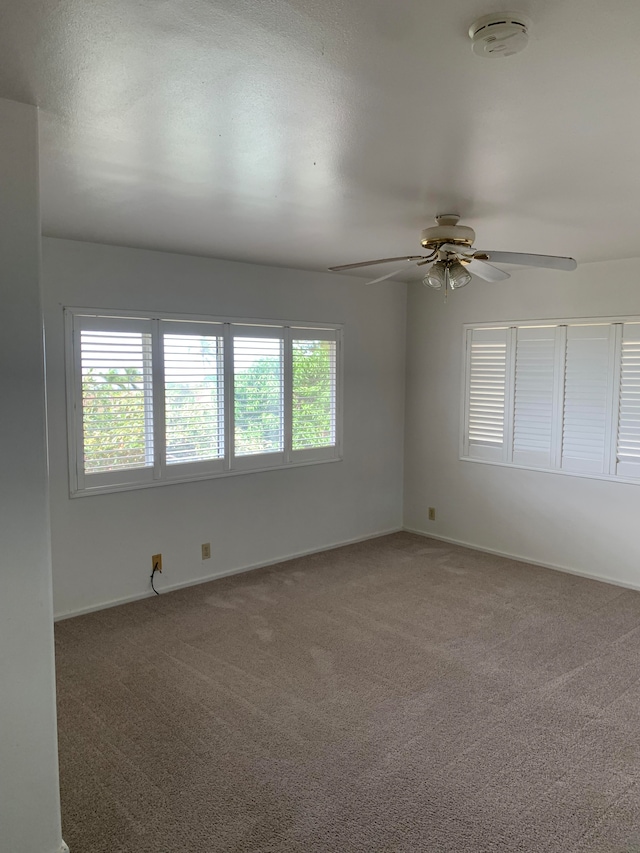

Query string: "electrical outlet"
[201, 543, 211, 560]
[152, 553, 162, 572]
[428, 507, 436, 522]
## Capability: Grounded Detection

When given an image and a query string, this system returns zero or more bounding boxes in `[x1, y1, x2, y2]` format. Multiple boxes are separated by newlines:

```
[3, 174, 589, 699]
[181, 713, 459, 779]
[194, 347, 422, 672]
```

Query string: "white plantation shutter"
[68, 311, 342, 494]
[162, 328, 224, 470]
[465, 327, 510, 461]
[80, 327, 153, 473]
[232, 329, 285, 462]
[73, 316, 155, 491]
[512, 326, 560, 468]
[462, 317, 640, 484]
[616, 323, 640, 478]
[562, 324, 616, 474]
[291, 329, 338, 460]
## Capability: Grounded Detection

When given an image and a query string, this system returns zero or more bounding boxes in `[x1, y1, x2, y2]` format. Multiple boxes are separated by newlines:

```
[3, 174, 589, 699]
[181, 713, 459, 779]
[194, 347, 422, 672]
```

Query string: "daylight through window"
[67, 310, 342, 495]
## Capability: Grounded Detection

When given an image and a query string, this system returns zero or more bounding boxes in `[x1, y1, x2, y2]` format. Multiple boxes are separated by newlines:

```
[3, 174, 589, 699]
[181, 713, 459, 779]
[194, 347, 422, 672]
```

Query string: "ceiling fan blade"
[475, 251, 577, 271]
[365, 267, 409, 285]
[466, 258, 511, 282]
[328, 255, 427, 272]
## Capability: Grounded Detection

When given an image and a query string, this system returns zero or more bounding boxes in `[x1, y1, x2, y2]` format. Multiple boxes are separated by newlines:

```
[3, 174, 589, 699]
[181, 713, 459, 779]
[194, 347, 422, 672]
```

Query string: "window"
[164, 329, 225, 466]
[66, 310, 342, 495]
[462, 317, 640, 483]
[79, 323, 153, 475]
[465, 327, 509, 460]
[292, 334, 337, 452]
[233, 331, 284, 459]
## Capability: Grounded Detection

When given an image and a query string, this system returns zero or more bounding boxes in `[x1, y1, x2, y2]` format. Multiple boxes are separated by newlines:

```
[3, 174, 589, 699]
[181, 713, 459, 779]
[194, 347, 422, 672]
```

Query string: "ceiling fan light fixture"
[424, 260, 472, 290]
[448, 260, 472, 289]
[423, 262, 446, 289]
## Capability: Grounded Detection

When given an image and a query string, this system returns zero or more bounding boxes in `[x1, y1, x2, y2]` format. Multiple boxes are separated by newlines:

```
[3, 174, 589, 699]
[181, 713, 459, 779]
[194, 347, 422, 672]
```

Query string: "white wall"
[43, 239, 406, 618]
[0, 101, 65, 853]
[404, 258, 640, 590]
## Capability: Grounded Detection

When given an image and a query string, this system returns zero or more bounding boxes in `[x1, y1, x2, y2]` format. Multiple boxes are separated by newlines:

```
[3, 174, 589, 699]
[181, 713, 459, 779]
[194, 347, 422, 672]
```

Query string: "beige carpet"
[55, 533, 640, 852]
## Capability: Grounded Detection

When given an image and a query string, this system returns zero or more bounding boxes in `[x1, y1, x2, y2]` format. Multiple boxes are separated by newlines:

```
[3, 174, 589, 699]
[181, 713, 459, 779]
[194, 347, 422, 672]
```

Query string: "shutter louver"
[466, 327, 508, 461]
[616, 323, 640, 478]
[513, 327, 558, 468]
[562, 325, 613, 474]
[80, 329, 153, 473]
[233, 336, 284, 456]
[292, 339, 337, 450]
[163, 333, 224, 465]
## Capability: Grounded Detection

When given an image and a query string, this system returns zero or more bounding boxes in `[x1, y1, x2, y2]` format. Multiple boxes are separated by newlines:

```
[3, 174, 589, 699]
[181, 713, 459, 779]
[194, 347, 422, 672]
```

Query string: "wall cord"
[150, 563, 160, 595]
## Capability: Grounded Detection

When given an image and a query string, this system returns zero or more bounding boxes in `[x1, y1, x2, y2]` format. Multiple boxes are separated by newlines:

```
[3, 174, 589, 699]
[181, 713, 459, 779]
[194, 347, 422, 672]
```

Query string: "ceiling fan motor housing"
[469, 13, 531, 58]
[421, 214, 475, 250]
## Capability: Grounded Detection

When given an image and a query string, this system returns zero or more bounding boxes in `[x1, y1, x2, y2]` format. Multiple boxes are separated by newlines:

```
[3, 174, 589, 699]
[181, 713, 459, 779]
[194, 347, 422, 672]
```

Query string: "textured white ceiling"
[1, 0, 639, 274]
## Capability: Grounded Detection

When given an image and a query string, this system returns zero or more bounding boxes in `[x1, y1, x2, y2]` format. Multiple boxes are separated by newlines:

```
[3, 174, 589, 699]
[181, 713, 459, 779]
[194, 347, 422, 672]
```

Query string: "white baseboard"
[54, 527, 403, 621]
[404, 527, 640, 594]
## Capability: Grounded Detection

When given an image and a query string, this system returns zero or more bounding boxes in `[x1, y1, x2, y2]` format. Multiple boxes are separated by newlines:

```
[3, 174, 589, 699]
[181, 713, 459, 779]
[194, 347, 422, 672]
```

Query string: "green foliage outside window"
[82, 340, 336, 472]
[234, 352, 283, 455]
[82, 367, 149, 472]
[292, 340, 335, 450]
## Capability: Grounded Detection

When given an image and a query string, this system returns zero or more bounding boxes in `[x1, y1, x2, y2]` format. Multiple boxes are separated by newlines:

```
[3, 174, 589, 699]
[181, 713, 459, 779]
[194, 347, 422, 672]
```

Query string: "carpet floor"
[55, 533, 640, 852]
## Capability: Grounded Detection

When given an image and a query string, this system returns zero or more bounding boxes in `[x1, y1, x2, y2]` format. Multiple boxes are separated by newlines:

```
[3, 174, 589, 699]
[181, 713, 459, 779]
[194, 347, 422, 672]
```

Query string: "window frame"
[460, 315, 640, 486]
[65, 307, 343, 497]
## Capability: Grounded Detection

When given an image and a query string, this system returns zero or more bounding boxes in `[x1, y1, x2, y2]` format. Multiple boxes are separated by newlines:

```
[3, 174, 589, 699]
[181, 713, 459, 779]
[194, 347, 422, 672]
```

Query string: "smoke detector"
[469, 13, 531, 58]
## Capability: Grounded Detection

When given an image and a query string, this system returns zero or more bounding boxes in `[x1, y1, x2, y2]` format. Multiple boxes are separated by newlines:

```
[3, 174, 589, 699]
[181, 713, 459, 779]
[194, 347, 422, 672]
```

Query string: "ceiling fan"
[328, 215, 577, 291]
